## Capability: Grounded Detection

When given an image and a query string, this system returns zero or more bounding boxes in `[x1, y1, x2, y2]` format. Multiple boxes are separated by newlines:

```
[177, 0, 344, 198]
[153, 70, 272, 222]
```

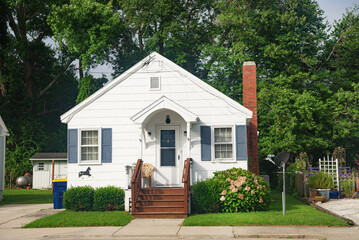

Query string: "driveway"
[0, 203, 62, 229]
[316, 198, 359, 225]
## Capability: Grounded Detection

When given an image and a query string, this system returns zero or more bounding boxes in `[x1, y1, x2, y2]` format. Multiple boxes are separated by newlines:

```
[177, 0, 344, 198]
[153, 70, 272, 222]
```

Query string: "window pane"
[81, 130, 98, 145]
[215, 144, 233, 159]
[214, 128, 232, 143]
[81, 146, 98, 161]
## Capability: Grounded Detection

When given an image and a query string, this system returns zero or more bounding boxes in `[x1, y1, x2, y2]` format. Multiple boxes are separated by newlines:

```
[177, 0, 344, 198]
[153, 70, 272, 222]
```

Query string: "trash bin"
[53, 179, 67, 209]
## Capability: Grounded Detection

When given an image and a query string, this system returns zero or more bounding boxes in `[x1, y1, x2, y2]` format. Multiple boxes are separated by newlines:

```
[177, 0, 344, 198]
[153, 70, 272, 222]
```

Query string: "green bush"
[63, 186, 95, 211]
[93, 186, 125, 211]
[213, 168, 271, 212]
[191, 179, 220, 214]
[307, 172, 334, 189]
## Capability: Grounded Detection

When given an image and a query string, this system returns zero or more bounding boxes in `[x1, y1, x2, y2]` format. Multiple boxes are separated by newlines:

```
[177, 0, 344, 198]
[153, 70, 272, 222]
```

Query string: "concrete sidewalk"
[1, 204, 359, 240]
[1, 218, 359, 240]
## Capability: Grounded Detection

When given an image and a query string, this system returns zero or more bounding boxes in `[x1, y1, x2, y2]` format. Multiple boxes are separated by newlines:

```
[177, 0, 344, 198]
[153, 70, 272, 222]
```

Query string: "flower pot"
[330, 191, 339, 199]
[317, 189, 330, 200]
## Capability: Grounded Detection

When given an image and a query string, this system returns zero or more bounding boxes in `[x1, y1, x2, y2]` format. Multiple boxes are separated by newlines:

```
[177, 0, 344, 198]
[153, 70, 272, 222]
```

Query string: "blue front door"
[156, 126, 181, 186]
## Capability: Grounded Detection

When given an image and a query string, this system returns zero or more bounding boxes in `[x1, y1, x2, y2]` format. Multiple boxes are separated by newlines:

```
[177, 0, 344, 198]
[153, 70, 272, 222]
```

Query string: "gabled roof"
[0, 115, 9, 136]
[131, 95, 199, 124]
[61, 52, 252, 123]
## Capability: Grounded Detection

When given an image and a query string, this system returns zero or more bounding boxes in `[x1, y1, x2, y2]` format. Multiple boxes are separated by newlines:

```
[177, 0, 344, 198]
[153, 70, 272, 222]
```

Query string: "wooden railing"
[131, 159, 143, 214]
[182, 158, 191, 214]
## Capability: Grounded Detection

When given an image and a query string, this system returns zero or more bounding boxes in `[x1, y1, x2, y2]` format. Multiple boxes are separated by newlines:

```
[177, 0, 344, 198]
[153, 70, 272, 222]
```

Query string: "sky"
[89, 0, 358, 79]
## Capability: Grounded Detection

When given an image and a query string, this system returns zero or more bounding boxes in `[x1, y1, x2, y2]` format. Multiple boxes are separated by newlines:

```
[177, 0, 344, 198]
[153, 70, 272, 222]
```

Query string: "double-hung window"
[214, 127, 233, 159]
[80, 130, 100, 163]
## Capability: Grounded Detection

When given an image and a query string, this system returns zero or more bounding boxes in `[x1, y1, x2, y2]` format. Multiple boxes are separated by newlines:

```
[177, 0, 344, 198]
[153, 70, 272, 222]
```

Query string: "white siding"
[66, 57, 248, 192]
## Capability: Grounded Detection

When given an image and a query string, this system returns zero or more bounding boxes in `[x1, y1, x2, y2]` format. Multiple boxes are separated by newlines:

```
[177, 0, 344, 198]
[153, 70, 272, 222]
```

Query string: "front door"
[155, 126, 181, 187]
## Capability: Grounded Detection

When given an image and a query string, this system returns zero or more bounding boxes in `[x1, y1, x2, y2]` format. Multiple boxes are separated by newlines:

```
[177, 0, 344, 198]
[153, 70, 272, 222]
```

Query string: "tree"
[0, 0, 78, 183]
[112, 0, 217, 76]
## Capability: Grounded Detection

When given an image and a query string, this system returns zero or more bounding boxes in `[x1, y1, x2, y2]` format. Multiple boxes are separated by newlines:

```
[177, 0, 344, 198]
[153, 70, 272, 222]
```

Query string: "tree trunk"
[24, 50, 34, 98]
[79, 58, 84, 79]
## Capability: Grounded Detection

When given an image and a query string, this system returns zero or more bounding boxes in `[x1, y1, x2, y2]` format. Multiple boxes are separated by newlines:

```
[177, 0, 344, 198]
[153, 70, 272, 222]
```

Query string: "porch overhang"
[130, 95, 199, 124]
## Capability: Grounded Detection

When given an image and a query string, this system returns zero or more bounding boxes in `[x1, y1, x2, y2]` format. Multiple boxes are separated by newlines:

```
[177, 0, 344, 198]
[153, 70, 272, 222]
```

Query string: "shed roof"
[30, 152, 67, 160]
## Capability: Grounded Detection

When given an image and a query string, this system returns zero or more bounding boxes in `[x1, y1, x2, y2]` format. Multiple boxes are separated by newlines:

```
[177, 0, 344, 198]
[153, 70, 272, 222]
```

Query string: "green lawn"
[183, 190, 348, 226]
[23, 210, 133, 228]
[0, 189, 53, 206]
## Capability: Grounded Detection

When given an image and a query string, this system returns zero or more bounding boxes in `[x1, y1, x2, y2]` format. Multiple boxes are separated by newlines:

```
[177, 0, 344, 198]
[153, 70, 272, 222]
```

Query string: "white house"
[60, 52, 259, 217]
[30, 153, 67, 189]
[0, 116, 9, 201]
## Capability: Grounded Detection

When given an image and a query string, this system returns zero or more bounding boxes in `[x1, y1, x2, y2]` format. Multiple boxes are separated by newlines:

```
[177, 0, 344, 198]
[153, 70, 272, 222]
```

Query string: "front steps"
[132, 188, 188, 218]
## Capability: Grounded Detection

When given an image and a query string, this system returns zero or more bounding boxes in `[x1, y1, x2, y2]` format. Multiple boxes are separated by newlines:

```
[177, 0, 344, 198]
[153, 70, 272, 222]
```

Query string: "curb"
[296, 197, 356, 226]
[234, 234, 326, 239]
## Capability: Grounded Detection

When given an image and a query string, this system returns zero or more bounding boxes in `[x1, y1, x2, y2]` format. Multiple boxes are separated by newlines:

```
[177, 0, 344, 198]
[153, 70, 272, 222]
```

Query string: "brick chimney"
[243, 61, 259, 175]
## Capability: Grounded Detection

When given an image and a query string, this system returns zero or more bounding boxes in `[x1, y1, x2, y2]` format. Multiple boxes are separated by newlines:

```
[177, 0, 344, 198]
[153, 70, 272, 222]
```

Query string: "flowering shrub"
[213, 168, 270, 212]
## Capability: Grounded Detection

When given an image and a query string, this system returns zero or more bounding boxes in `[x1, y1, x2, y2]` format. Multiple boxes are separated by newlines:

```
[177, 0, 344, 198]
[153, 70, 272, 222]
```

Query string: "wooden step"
[139, 193, 184, 201]
[140, 188, 184, 194]
[133, 212, 187, 218]
[136, 200, 184, 207]
[137, 205, 185, 213]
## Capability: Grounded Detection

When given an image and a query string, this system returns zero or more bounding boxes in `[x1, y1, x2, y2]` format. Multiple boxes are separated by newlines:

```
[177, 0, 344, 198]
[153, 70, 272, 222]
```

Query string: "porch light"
[165, 115, 171, 124]
[184, 130, 187, 136]
[147, 132, 151, 136]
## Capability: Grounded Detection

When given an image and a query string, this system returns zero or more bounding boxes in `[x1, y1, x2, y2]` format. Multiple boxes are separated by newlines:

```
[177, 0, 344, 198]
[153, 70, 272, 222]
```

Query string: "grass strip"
[23, 210, 133, 228]
[183, 190, 348, 226]
[0, 189, 53, 206]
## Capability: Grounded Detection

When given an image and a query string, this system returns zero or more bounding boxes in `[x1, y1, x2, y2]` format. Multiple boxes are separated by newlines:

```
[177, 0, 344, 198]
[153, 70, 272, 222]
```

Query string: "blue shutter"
[68, 129, 78, 163]
[236, 125, 247, 160]
[101, 128, 112, 163]
[201, 126, 211, 161]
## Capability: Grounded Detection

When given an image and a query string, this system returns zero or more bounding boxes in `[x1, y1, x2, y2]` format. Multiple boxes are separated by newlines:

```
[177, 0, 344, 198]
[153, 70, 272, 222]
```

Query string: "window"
[80, 130, 100, 163]
[150, 77, 160, 90]
[214, 127, 233, 159]
[38, 162, 45, 171]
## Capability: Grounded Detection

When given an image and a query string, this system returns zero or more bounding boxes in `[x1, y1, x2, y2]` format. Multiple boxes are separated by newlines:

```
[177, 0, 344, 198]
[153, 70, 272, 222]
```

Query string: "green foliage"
[307, 172, 334, 190]
[341, 179, 356, 198]
[48, 0, 123, 68]
[63, 186, 95, 211]
[213, 168, 270, 213]
[191, 179, 220, 214]
[192, 168, 270, 213]
[76, 75, 107, 104]
[93, 186, 125, 211]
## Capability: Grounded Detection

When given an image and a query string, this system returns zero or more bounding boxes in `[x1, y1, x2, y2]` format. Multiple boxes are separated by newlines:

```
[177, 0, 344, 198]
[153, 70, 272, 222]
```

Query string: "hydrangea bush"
[213, 168, 271, 212]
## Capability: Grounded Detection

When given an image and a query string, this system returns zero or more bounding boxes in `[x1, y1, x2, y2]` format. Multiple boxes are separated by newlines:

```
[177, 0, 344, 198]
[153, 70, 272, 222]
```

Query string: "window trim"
[149, 76, 161, 91]
[78, 128, 102, 165]
[212, 125, 236, 163]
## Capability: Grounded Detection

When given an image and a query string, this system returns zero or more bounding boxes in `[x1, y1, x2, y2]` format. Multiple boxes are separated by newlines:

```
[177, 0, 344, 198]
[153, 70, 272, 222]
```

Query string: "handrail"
[131, 159, 143, 183]
[131, 159, 142, 214]
[182, 158, 191, 215]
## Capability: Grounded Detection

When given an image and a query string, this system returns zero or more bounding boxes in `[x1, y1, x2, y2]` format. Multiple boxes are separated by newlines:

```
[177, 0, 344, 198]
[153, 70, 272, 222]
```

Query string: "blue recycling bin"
[53, 179, 67, 209]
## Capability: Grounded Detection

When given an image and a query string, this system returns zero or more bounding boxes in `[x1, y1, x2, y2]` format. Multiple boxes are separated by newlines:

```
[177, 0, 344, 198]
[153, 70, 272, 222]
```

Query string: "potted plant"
[307, 172, 334, 200]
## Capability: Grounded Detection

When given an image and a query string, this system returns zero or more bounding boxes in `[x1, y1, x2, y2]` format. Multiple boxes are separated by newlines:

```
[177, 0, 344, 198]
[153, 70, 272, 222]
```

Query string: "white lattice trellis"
[319, 156, 340, 191]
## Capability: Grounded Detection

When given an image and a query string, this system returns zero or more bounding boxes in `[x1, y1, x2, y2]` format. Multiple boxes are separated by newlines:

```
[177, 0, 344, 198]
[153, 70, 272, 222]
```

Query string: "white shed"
[30, 153, 67, 189]
[0, 116, 9, 201]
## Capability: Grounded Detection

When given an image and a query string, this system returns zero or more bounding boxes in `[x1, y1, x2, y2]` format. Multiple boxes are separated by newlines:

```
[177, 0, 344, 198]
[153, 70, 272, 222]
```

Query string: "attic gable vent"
[150, 77, 160, 90]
